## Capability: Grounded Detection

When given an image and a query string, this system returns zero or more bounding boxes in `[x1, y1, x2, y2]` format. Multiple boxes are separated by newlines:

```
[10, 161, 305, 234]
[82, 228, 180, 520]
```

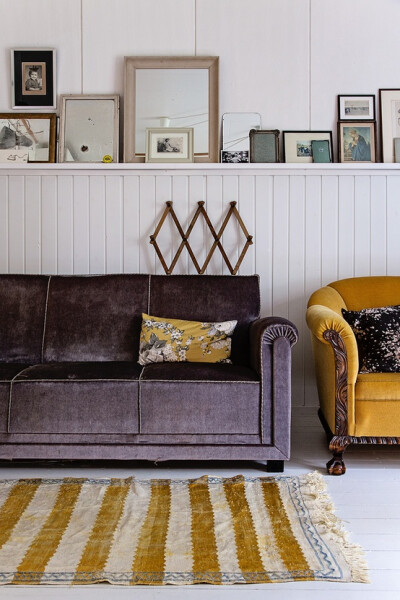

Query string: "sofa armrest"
[249, 316, 298, 375]
[249, 317, 298, 451]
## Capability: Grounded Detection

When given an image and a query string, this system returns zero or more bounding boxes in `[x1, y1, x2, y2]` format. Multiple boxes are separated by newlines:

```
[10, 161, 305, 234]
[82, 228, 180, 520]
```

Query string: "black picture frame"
[249, 129, 280, 163]
[11, 48, 56, 109]
[337, 95, 375, 121]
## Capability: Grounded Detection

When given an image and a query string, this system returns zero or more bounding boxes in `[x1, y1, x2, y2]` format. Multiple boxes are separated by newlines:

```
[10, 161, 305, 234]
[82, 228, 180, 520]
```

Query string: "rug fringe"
[300, 471, 370, 584]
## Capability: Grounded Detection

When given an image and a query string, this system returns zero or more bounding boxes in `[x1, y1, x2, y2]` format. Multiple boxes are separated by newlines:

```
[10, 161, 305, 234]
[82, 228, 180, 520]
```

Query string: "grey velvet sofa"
[0, 274, 298, 470]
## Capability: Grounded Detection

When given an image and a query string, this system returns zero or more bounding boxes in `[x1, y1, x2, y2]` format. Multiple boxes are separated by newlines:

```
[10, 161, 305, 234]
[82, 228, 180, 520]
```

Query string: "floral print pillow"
[342, 305, 400, 373]
[138, 313, 237, 366]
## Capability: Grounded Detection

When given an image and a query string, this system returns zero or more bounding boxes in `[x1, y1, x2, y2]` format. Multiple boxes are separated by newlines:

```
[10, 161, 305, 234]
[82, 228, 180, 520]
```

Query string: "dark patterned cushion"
[342, 305, 400, 373]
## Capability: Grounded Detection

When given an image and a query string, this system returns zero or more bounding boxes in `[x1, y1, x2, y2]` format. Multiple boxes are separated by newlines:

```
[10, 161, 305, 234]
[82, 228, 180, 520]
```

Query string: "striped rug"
[0, 472, 368, 585]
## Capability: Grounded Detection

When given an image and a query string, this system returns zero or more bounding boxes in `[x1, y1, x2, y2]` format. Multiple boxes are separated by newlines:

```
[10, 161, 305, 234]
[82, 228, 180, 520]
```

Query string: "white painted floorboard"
[0, 407, 399, 599]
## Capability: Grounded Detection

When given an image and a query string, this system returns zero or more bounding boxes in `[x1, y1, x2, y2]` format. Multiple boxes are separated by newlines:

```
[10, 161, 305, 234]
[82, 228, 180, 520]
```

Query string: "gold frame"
[0, 113, 56, 163]
[123, 56, 219, 163]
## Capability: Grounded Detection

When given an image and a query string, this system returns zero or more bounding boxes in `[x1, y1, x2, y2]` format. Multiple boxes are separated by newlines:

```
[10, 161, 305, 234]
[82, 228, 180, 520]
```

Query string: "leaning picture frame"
[379, 88, 400, 162]
[249, 129, 280, 163]
[282, 131, 333, 163]
[11, 48, 56, 109]
[58, 95, 120, 163]
[145, 127, 194, 163]
[338, 121, 376, 163]
[338, 95, 375, 121]
[0, 113, 57, 163]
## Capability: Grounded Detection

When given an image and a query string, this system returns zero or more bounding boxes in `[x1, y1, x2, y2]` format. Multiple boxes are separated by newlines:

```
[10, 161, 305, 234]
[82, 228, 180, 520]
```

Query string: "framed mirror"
[124, 56, 219, 163]
[59, 94, 119, 163]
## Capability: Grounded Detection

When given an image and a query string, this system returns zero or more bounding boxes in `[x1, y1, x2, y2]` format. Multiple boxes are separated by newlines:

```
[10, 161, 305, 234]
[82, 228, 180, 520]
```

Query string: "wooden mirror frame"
[123, 56, 219, 163]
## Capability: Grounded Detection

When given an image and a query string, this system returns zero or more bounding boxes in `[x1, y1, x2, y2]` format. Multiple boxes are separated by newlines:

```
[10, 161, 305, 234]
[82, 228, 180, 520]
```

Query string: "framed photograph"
[0, 113, 56, 163]
[379, 88, 400, 162]
[338, 121, 376, 163]
[59, 95, 119, 163]
[221, 150, 249, 163]
[338, 95, 375, 121]
[145, 128, 193, 163]
[283, 131, 333, 163]
[249, 129, 280, 163]
[11, 49, 56, 109]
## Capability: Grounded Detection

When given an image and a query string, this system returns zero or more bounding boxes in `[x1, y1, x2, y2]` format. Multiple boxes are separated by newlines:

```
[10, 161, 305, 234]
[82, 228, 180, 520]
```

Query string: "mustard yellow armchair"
[306, 276, 400, 475]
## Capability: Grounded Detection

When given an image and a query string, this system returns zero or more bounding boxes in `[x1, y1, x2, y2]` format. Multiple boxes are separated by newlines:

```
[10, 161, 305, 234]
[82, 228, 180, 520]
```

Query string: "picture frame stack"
[337, 95, 376, 163]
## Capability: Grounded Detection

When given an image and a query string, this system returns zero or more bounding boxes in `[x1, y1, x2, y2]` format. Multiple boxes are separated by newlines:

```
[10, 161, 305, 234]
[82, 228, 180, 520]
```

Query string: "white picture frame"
[379, 89, 400, 163]
[145, 127, 194, 163]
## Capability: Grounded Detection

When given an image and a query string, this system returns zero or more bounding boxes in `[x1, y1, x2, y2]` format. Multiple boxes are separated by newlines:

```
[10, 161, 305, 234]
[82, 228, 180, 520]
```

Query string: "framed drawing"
[0, 113, 56, 162]
[124, 56, 218, 163]
[249, 129, 280, 163]
[283, 131, 333, 163]
[379, 88, 400, 162]
[145, 128, 193, 163]
[338, 121, 376, 163]
[59, 95, 119, 163]
[11, 49, 56, 109]
[338, 95, 375, 121]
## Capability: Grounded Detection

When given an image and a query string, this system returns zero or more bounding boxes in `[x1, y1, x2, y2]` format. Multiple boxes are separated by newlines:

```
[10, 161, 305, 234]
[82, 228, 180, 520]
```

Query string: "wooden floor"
[0, 407, 399, 599]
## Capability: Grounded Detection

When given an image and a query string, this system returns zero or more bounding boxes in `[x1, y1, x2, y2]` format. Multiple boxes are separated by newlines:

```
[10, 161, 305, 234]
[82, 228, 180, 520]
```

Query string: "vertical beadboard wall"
[1, 164, 400, 406]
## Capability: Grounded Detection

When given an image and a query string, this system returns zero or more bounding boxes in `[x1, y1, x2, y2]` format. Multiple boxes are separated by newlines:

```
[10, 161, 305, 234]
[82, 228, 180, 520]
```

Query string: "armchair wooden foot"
[327, 451, 346, 476]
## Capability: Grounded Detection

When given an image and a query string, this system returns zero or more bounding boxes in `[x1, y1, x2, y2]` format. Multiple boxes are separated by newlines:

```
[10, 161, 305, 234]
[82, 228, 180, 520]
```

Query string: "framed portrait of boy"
[11, 49, 56, 109]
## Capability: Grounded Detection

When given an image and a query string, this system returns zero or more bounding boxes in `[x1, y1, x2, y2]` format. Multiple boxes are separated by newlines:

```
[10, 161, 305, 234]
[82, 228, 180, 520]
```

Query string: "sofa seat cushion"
[0, 363, 32, 381]
[355, 373, 400, 437]
[140, 362, 261, 436]
[9, 362, 141, 435]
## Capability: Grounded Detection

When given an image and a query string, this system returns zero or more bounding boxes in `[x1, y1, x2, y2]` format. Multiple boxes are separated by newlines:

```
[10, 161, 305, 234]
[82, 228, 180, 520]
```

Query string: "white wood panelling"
[1, 164, 400, 408]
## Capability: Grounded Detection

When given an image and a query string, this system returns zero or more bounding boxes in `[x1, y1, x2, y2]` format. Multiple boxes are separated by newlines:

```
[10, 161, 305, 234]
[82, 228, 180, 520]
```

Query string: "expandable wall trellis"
[150, 201, 253, 275]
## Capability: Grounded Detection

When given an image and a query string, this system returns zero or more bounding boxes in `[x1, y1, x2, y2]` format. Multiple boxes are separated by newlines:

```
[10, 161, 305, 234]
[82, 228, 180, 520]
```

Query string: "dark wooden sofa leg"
[327, 450, 346, 475]
[266, 460, 284, 473]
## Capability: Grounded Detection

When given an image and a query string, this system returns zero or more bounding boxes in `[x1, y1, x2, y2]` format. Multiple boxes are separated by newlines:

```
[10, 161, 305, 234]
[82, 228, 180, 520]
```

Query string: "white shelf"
[1, 162, 400, 174]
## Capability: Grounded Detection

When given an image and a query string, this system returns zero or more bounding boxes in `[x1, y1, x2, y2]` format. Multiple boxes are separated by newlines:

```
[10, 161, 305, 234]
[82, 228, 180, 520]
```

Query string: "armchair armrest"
[249, 317, 298, 451]
[306, 305, 359, 383]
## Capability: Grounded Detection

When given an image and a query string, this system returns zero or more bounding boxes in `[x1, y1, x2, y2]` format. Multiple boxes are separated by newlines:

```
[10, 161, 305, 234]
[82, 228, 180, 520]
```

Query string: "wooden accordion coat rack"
[150, 201, 253, 275]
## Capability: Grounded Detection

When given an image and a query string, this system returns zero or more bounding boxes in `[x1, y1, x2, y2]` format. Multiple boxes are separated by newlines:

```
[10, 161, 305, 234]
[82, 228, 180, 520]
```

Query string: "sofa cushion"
[0, 275, 49, 363]
[140, 362, 261, 437]
[149, 275, 260, 365]
[342, 305, 400, 373]
[138, 313, 237, 365]
[43, 275, 149, 362]
[9, 362, 141, 434]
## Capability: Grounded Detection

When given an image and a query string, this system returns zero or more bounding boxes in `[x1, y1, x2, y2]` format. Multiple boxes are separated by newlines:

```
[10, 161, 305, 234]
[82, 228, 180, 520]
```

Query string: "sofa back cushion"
[149, 275, 260, 364]
[43, 275, 149, 362]
[0, 275, 49, 363]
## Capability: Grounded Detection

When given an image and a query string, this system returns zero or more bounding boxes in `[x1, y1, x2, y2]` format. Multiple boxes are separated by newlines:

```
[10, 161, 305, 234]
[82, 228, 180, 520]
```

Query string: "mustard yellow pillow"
[138, 313, 237, 365]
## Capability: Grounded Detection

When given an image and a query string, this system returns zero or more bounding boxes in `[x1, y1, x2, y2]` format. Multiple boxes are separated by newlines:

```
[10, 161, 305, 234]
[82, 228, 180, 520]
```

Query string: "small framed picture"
[282, 131, 333, 163]
[311, 139, 332, 163]
[221, 150, 249, 163]
[379, 88, 400, 162]
[338, 95, 375, 121]
[338, 121, 376, 163]
[0, 113, 57, 162]
[145, 128, 194, 163]
[249, 129, 280, 163]
[11, 49, 56, 109]
[59, 95, 120, 163]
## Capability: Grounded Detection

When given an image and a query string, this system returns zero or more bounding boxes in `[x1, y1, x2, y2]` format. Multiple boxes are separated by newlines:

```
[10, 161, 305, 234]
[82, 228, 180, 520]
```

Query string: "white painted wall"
[1, 0, 400, 157]
[1, 2, 400, 407]
[1, 163, 400, 408]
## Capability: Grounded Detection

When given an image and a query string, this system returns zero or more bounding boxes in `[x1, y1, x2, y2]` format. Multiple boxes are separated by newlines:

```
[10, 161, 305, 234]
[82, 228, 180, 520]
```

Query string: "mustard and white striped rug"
[0, 472, 368, 585]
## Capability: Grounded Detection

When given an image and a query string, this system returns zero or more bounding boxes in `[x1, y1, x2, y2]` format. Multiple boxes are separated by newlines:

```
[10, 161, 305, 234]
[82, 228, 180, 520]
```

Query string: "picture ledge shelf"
[0, 162, 399, 172]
